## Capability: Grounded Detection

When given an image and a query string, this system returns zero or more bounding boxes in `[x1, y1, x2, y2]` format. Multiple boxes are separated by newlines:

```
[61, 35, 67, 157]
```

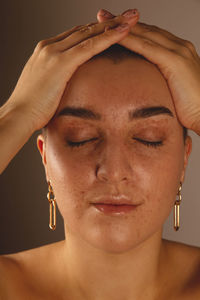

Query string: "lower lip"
[93, 204, 137, 215]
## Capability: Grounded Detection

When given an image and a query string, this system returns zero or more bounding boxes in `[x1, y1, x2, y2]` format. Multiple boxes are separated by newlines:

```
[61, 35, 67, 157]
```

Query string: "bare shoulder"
[163, 238, 200, 257]
[0, 240, 65, 299]
[162, 238, 200, 299]
[163, 238, 200, 266]
[0, 239, 64, 271]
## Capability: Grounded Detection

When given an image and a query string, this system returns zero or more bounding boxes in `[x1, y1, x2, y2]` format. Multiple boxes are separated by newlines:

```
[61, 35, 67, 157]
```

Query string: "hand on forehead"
[55, 51, 177, 124]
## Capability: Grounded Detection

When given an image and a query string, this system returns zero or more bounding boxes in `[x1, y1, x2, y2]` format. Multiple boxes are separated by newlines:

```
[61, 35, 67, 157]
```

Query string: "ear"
[37, 134, 49, 181]
[180, 135, 192, 183]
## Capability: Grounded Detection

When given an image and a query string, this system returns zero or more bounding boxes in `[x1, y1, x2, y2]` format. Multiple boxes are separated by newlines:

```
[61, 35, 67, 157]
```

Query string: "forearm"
[0, 99, 35, 174]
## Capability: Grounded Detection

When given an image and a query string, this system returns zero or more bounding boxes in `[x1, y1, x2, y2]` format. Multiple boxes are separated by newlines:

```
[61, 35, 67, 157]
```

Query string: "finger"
[133, 22, 186, 45]
[96, 13, 178, 52]
[52, 15, 138, 52]
[97, 8, 180, 47]
[97, 13, 110, 23]
[97, 8, 115, 20]
[130, 22, 198, 58]
[97, 8, 140, 23]
[97, 10, 195, 55]
[96, 10, 198, 59]
[38, 23, 99, 47]
[117, 33, 176, 70]
[130, 28, 182, 53]
[63, 23, 132, 74]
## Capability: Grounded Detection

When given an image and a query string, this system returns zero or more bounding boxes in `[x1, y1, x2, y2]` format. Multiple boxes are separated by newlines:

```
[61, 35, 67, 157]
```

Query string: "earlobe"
[185, 135, 192, 162]
[37, 134, 47, 165]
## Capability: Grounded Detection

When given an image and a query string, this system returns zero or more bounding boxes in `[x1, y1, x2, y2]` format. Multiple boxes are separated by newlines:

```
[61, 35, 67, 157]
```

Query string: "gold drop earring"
[47, 180, 56, 231]
[174, 182, 182, 231]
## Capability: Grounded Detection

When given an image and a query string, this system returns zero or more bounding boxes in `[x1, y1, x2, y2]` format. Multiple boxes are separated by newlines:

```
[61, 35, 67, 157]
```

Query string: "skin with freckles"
[30, 57, 197, 300]
[1, 55, 199, 300]
[41, 57, 191, 254]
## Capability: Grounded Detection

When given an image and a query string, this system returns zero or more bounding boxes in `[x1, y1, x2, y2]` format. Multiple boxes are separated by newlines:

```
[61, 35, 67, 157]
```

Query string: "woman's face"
[38, 57, 192, 253]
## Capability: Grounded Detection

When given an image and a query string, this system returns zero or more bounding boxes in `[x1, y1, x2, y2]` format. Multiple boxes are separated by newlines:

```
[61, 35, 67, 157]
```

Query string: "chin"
[79, 224, 159, 254]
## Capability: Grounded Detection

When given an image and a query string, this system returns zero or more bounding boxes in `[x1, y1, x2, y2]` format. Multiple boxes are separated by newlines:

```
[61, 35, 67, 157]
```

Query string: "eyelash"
[67, 138, 163, 148]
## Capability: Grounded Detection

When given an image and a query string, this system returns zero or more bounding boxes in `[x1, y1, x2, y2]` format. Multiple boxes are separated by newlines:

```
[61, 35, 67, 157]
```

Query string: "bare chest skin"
[0, 240, 200, 300]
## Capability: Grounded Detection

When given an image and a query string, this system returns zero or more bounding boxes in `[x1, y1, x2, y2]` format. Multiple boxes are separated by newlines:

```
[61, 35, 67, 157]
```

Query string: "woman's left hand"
[97, 9, 200, 135]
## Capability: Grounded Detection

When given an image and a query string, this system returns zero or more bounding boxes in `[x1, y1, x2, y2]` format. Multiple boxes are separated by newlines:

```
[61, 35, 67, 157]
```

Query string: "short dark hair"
[42, 44, 188, 144]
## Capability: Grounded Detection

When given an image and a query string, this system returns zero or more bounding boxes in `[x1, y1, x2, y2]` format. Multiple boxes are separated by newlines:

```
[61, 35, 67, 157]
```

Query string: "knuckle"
[170, 51, 187, 66]
[149, 25, 160, 32]
[35, 39, 48, 51]
[77, 38, 94, 51]
[62, 24, 84, 36]
[183, 40, 196, 52]
[140, 23, 155, 33]
[79, 25, 94, 35]
[179, 44, 193, 57]
[143, 27, 154, 34]
[72, 24, 84, 30]
[104, 29, 115, 40]
[142, 38, 155, 49]
[85, 22, 97, 27]
[40, 44, 57, 58]
[102, 17, 121, 29]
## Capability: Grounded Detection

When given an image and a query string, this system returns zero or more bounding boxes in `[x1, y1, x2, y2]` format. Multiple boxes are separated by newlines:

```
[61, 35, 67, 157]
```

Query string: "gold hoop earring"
[47, 180, 56, 231]
[174, 182, 182, 231]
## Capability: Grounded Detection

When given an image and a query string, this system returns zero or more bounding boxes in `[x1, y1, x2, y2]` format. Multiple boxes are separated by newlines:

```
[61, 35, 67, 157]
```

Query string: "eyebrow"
[57, 105, 174, 120]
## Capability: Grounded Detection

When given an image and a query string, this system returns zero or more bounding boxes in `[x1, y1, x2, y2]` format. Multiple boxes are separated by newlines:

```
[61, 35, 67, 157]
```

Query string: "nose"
[96, 141, 133, 183]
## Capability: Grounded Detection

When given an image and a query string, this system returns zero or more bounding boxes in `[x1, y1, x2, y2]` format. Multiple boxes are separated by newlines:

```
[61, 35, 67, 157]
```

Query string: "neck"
[58, 227, 168, 300]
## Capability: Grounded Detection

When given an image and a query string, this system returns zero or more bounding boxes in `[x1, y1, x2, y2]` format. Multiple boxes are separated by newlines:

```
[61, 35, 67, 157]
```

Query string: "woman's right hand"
[6, 12, 139, 132]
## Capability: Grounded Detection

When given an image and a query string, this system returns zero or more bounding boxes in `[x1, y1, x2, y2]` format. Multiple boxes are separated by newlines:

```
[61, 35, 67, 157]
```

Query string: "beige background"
[0, 0, 200, 254]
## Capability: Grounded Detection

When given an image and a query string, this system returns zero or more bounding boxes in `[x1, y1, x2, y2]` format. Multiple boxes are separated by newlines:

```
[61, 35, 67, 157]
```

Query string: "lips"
[92, 203, 138, 215]
[95, 202, 133, 205]
[92, 195, 140, 206]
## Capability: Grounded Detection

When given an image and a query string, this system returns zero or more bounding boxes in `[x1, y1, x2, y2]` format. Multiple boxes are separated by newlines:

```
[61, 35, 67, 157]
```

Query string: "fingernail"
[114, 23, 130, 32]
[99, 9, 114, 18]
[122, 8, 139, 18]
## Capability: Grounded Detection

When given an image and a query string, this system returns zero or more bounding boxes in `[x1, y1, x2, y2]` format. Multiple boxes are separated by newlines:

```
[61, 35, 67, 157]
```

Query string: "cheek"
[45, 137, 94, 219]
[136, 141, 184, 226]
[127, 158, 182, 241]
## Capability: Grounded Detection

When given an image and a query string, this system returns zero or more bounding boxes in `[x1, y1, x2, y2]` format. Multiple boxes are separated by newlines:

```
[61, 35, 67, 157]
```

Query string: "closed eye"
[67, 137, 98, 148]
[66, 138, 163, 148]
[134, 138, 163, 148]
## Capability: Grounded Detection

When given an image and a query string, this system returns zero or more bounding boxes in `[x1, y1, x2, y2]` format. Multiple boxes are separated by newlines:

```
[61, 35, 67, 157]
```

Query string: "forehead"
[57, 57, 176, 118]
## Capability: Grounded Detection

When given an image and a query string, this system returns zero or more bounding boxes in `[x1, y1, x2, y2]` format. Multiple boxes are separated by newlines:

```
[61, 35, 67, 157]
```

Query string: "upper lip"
[92, 195, 139, 206]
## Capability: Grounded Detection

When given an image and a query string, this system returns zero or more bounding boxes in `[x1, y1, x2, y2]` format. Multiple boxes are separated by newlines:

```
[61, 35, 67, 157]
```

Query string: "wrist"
[0, 99, 37, 174]
[1, 98, 37, 136]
